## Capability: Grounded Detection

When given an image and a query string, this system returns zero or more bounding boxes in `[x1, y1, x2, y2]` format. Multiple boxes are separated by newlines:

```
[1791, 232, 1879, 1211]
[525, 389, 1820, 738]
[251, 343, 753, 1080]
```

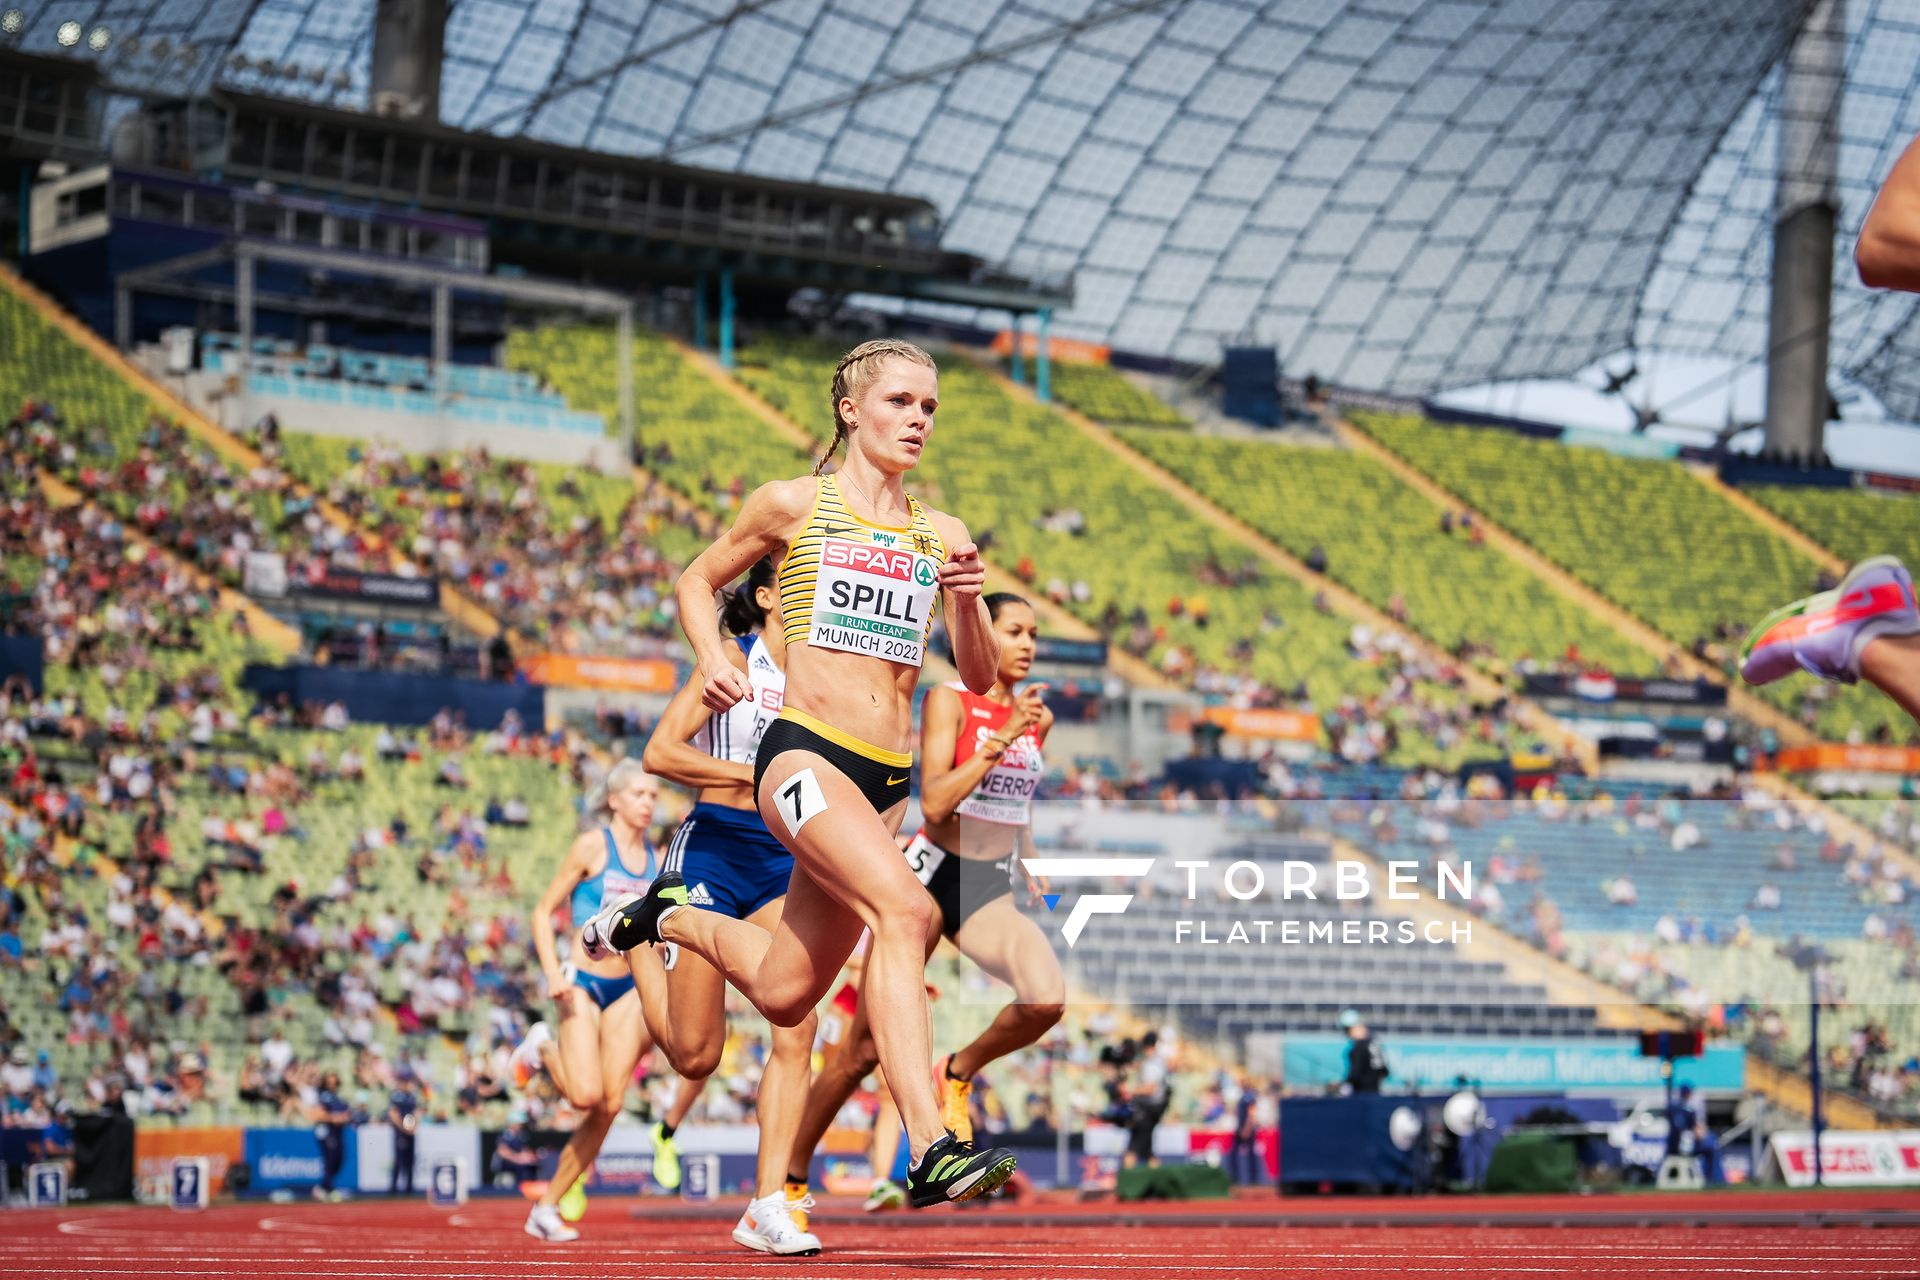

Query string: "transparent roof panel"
[25, 0, 1919, 409]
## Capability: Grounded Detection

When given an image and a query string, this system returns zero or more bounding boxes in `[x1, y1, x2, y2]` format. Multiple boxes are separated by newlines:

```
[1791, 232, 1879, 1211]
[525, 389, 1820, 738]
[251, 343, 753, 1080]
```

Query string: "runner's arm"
[676, 478, 812, 706]
[919, 684, 1005, 824]
[531, 832, 596, 993]
[642, 654, 756, 791]
[930, 512, 995, 694]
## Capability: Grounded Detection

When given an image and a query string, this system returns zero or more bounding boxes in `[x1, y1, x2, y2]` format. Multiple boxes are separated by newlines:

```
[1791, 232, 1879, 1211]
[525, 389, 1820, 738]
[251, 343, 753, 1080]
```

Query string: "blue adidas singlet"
[570, 826, 655, 932]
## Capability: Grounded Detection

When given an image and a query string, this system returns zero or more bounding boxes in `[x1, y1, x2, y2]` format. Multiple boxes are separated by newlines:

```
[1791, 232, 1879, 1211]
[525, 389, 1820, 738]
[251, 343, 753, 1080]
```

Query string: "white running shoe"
[731, 1191, 823, 1257]
[525, 1203, 579, 1242]
[578, 894, 644, 961]
[510, 1021, 553, 1089]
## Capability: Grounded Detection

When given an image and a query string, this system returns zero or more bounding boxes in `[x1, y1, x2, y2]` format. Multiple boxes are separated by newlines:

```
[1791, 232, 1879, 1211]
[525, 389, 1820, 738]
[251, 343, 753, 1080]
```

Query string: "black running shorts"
[754, 707, 913, 818]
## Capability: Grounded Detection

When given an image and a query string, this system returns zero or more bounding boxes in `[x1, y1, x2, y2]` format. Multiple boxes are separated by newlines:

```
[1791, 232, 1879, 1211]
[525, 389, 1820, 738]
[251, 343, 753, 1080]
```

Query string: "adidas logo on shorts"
[687, 882, 715, 906]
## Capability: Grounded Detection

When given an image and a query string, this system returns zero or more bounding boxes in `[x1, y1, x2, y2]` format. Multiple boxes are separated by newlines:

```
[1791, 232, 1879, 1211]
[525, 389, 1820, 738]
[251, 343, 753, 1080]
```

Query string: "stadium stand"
[1320, 778, 1920, 1117]
[1036, 361, 1188, 428]
[505, 324, 806, 515]
[1063, 833, 1607, 1043]
[1572, 935, 1920, 1118]
[1117, 429, 1648, 675]
[198, 332, 606, 439]
[1352, 412, 1905, 743]
[270, 432, 704, 658]
[0, 275, 403, 598]
[1825, 795, 1920, 851]
[1745, 484, 1920, 580]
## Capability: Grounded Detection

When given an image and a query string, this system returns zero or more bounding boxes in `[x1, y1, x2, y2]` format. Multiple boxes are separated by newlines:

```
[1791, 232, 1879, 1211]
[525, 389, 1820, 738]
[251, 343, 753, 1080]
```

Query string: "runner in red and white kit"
[786, 592, 1065, 1205]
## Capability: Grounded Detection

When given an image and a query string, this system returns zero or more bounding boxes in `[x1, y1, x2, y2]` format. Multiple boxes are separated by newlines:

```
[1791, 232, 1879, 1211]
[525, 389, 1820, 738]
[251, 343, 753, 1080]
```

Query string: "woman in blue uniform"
[514, 759, 661, 1243]
[632, 556, 820, 1256]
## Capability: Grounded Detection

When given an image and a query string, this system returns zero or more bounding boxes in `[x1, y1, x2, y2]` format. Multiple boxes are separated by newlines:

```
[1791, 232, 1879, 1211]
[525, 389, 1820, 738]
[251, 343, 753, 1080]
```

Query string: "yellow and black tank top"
[779, 473, 946, 668]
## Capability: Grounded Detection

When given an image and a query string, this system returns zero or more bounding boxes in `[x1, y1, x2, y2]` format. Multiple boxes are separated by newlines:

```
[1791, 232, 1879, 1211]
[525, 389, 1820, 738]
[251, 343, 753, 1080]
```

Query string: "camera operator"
[1124, 1032, 1172, 1168]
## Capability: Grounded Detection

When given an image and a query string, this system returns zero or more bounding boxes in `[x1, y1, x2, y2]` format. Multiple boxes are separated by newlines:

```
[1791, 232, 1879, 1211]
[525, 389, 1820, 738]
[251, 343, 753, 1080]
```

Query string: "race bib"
[774, 768, 829, 837]
[957, 729, 1045, 827]
[808, 537, 939, 667]
[904, 832, 948, 886]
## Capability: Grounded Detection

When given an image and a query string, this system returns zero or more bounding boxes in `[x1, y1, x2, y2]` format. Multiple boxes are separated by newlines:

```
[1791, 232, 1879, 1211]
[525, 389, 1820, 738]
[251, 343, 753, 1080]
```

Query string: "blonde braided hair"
[817, 339, 938, 476]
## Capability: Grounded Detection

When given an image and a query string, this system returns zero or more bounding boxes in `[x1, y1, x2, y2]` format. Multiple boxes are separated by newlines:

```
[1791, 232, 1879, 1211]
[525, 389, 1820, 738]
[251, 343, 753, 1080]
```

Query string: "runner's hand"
[1005, 685, 1048, 738]
[938, 542, 986, 602]
[1021, 863, 1052, 906]
[546, 970, 574, 1012]
[700, 659, 753, 712]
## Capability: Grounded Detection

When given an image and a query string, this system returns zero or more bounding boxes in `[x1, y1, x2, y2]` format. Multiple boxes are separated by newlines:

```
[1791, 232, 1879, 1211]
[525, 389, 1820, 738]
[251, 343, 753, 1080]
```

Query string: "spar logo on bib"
[824, 541, 916, 580]
[914, 559, 937, 588]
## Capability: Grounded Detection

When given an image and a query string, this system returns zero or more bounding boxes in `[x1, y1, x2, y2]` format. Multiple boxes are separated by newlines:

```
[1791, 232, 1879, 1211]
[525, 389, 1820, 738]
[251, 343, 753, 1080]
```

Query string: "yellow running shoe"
[650, 1122, 682, 1192]
[784, 1179, 813, 1232]
[936, 1054, 973, 1143]
[557, 1175, 588, 1223]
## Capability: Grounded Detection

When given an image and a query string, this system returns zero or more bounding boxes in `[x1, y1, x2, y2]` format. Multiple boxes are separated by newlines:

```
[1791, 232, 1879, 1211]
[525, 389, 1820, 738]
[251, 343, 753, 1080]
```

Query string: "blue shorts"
[665, 802, 793, 921]
[571, 967, 636, 1010]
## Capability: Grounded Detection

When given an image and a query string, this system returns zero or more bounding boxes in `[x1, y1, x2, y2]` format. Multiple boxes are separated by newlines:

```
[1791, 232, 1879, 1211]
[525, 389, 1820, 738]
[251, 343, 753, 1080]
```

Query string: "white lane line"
[13, 1250, 1920, 1266]
[0, 1264, 1895, 1276]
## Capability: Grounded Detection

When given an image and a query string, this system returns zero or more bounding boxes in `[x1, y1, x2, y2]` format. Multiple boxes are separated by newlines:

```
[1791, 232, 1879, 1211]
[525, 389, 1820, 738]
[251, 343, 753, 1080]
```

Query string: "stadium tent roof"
[11, 0, 1918, 414]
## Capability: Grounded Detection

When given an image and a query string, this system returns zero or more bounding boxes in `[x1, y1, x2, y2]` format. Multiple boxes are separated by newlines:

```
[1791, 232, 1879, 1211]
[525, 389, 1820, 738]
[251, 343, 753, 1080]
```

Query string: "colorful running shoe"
[905, 1131, 1018, 1208]
[557, 1175, 588, 1223]
[509, 1021, 553, 1089]
[649, 1122, 682, 1192]
[524, 1203, 578, 1243]
[731, 1191, 823, 1256]
[1740, 555, 1919, 686]
[935, 1054, 974, 1143]
[580, 872, 688, 959]
[784, 1179, 813, 1231]
[862, 1178, 906, 1212]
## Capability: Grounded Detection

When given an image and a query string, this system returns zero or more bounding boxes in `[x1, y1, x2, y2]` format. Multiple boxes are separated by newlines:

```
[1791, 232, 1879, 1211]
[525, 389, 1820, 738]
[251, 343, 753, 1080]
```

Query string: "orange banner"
[517, 654, 679, 693]
[991, 330, 1111, 364]
[1773, 744, 1920, 774]
[135, 1126, 244, 1198]
[1191, 707, 1322, 741]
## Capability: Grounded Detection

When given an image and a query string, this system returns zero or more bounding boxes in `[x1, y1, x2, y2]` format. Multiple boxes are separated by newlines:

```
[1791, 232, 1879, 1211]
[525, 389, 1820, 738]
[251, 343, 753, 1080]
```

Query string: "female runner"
[787, 591, 1066, 1207]
[513, 759, 661, 1242]
[585, 339, 1019, 1206]
[630, 556, 821, 1255]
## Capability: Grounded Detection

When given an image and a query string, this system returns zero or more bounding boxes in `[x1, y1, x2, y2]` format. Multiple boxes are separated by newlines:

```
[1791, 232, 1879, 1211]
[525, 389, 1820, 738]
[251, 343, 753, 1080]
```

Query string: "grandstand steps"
[964, 351, 1595, 770]
[1686, 465, 1848, 577]
[669, 337, 1152, 690]
[1338, 417, 1920, 897]
[1334, 417, 1816, 749]
[1745, 1055, 1887, 1131]
[1330, 832, 1891, 1129]
[1742, 769, 1920, 884]
[1323, 834, 1665, 1031]
[633, 461, 721, 539]
[0, 268, 521, 651]
[34, 470, 303, 656]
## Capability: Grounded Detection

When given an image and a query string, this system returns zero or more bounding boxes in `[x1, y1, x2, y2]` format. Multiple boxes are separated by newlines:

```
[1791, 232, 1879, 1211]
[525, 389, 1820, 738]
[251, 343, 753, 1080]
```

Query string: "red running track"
[6, 1193, 1920, 1280]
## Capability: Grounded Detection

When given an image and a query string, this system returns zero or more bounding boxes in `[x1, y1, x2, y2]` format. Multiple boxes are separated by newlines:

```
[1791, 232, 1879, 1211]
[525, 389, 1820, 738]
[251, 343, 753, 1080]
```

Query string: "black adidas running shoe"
[906, 1130, 1018, 1208]
[580, 871, 688, 959]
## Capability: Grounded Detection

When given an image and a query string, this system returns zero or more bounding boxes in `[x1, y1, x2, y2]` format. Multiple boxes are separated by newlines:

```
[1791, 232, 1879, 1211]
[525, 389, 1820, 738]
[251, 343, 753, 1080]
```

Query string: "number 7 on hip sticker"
[775, 768, 829, 837]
